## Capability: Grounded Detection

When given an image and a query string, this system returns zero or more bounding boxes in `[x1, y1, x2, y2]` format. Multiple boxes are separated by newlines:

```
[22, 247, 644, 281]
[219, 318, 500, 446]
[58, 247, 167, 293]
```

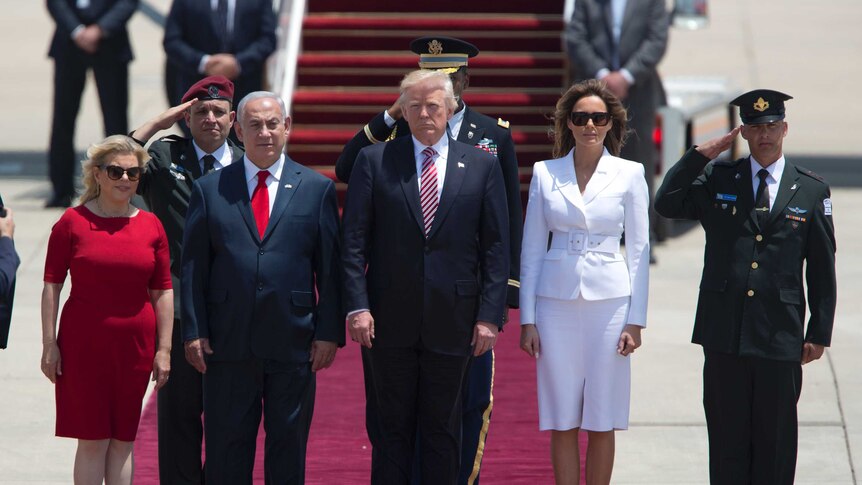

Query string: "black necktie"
[216, 0, 231, 52]
[755, 168, 770, 225]
[603, 0, 620, 70]
[202, 154, 217, 174]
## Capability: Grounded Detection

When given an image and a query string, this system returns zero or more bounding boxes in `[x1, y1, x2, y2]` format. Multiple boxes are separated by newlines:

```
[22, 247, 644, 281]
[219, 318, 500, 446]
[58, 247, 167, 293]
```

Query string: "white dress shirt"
[750, 155, 785, 211]
[192, 141, 233, 173]
[243, 154, 284, 216]
[413, 134, 449, 198]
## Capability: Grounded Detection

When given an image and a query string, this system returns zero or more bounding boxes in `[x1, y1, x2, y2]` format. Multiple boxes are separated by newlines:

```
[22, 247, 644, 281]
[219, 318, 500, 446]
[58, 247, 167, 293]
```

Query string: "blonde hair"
[398, 69, 458, 112]
[78, 135, 149, 205]
[552, 79, 629, 158]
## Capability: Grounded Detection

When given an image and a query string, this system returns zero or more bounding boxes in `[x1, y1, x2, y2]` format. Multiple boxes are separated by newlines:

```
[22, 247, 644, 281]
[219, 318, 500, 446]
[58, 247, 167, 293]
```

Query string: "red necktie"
[251, 170, 269, 239]
[419, 147, 438, 237]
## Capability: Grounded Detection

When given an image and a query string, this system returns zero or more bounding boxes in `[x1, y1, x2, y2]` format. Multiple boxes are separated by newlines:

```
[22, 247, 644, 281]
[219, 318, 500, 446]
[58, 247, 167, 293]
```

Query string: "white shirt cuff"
[347, 309, 369, 319]
[383, 110, 396, 128]
[198, 55, 210, 74]
[620, 68, 635, 85]
[596, 68, 611, 79]
[71, 24, 85, 40]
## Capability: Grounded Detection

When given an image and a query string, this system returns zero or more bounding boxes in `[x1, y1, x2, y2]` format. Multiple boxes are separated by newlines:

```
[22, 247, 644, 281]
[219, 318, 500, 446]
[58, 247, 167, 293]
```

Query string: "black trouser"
[49, 54, 128, 198]
[203, 359, 315, 485]
[368, 344, 472, 485]
[703, 349, 802, 485]
[158, 318, 204, 484]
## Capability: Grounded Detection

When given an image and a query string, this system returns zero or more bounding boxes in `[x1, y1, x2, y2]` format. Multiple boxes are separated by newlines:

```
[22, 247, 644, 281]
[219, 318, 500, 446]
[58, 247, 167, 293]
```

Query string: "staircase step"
[309, 0, 564, 14]
[292, 105, 554, 127]
[303, 14, 563, 31]
[297, 68, 563, 90]
[298, 52, 563, 70]
[292, 90, 561, 107]
[290, 126, 552, 146]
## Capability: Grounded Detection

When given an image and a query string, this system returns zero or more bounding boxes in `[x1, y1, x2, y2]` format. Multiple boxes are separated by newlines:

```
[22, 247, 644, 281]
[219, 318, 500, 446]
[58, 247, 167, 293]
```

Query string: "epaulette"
[497, 118, 510, 129]
[796, 165, 826, 183]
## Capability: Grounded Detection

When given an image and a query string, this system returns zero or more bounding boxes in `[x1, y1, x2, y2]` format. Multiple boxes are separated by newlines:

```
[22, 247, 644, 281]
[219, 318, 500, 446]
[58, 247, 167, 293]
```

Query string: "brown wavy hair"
[551, 79, 628, 158]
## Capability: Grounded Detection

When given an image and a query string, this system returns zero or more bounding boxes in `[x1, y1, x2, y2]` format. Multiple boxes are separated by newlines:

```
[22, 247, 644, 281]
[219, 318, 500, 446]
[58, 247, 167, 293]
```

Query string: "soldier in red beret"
[128, 75, 244, 484]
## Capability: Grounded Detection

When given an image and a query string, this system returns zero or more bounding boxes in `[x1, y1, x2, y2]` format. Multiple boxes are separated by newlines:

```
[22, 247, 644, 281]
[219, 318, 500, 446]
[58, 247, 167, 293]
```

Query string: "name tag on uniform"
[715, 193, 738, 202]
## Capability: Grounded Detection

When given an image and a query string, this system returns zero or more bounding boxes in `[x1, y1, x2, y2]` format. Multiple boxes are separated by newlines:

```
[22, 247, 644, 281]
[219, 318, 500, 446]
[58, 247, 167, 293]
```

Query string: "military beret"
[181, 75, 234, 105]
[730, 89, 792, 125]
[410, 36, 479, 74]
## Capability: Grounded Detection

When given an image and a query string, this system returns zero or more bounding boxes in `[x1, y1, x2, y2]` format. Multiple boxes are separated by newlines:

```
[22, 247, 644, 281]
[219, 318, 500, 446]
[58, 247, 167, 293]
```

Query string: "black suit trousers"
[157, 317, 204, 485]
[703, 349, 802, 485]
[203, 359, 315, 485]
[49, 54, 128, 198]
[369, 344, 472, 485]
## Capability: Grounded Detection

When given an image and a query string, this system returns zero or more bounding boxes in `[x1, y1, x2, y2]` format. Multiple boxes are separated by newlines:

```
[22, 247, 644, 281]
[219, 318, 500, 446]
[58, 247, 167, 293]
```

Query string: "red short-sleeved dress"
[44, 206, 172, 441]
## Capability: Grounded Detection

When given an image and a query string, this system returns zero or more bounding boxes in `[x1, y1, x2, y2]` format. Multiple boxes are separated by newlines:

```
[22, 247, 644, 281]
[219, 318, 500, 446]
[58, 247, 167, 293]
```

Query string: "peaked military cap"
[410, 36, 479, 74]
[730, 89, 792, 125]
[181, 75, 235, 105]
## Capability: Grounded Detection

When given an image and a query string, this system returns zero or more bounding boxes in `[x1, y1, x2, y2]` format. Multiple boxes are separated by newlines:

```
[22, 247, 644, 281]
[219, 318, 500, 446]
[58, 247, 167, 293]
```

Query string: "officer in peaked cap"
[656, 89, 836, 485]
[336, 36, 523, 485]
[127, 74, 244, 484]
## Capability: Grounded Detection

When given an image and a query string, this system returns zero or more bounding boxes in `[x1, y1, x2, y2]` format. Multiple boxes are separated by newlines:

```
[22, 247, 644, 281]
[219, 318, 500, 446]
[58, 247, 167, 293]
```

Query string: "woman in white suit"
[520, 80, 650, 485]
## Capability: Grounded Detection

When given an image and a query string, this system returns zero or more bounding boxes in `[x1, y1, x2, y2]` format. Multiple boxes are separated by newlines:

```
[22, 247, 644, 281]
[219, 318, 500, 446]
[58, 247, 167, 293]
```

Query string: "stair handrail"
[268, 0, 306, 119]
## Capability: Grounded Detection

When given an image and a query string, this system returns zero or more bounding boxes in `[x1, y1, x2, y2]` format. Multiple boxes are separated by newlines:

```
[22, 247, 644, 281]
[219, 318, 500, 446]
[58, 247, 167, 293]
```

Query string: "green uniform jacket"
[137, 135, 244, 320]
[655, 147, 836, 361]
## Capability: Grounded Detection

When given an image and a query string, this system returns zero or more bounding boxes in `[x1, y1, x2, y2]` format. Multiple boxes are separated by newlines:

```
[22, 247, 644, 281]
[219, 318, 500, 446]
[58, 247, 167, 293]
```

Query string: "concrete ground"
[0, 1, 859, 483]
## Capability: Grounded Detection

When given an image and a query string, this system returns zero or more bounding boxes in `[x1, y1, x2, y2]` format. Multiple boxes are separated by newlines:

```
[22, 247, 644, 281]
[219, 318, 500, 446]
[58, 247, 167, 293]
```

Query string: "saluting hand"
[695, 126, 740, 160]
[184, 338, 213, 374]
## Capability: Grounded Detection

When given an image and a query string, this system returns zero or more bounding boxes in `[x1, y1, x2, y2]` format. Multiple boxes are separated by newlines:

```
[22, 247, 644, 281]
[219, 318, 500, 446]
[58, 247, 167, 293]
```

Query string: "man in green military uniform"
[335, 36, 521, 484]
[131, 75, 244, 484]
[655, 89, 837, 484]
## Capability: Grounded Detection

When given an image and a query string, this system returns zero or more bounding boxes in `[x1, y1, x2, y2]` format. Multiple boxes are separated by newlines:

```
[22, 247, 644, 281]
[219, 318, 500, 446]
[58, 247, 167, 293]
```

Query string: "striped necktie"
[419, 147, 438, 237]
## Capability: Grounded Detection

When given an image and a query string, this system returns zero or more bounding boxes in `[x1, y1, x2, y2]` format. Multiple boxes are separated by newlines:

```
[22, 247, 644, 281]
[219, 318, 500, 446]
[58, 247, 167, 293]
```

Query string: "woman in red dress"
[40, 135, 173, 485]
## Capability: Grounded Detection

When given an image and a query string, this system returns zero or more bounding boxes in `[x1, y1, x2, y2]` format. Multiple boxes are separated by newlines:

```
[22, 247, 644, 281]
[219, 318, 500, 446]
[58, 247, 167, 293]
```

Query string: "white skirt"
[535, 295, 631, 432]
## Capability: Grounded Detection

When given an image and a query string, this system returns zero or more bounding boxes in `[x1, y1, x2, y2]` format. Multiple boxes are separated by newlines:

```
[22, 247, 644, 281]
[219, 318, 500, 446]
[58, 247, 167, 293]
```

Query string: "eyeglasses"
[100, 165, 143, 181]
[570, 111, 612, 127]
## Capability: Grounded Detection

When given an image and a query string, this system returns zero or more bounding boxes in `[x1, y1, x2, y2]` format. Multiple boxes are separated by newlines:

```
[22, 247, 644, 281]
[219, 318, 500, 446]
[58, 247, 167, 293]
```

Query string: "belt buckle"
[568, 231, 586, 254]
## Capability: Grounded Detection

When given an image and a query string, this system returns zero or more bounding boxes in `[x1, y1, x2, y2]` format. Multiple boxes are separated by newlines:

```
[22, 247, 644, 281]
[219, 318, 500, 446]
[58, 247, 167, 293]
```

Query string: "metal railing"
[267, 0, 306, 118]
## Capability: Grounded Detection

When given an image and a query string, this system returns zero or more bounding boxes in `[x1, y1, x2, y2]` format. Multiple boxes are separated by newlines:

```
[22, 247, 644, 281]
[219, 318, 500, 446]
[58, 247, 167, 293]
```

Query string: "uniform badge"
[753, 97, 769, 112]
[208, 85, 219, 98]
[169, 163, 186, 180]
[475, 138, 498, 157]
[788, 206, 807, 214]
[468, 131, 474, 139]
[721, 203, 728, 210]
[428, 39, 443, 54]
[791, 221, 799, 229]
[716, 193, 738, 201]
[732, 206, 737, 215]
[823, 198, 832, 215]
[734, 173, 741, 180]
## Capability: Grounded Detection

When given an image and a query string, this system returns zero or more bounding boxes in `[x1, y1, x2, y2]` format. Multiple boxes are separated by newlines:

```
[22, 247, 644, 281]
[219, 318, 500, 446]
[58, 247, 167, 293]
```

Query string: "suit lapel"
[225, 162, 261, 242]
[456, 108, 484, 145]
[581, 153, 620, 205]
[262, 158, 302, 242]
[396, 139, 425, 235]
[550, 151, 584, 211]
[732, 159, 760, 230]
[427, 144, 467, 240]
[765, 163, 801, 230]
[182, 142, 203, 179]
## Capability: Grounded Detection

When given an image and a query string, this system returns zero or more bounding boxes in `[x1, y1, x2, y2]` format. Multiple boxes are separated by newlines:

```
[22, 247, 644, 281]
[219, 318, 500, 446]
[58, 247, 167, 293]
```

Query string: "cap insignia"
[753, 97, 769, 112]
[428, 40, 444, 55]
[208, 85, 219, 98]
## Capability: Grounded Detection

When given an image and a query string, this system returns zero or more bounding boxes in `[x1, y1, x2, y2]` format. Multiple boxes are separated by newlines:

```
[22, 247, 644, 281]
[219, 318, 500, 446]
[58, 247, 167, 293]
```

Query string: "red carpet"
[133, 310, 592, 483]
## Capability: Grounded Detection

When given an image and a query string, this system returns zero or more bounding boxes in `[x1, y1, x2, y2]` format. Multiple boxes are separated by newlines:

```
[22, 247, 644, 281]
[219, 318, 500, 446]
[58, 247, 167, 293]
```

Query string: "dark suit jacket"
[655, 148, 837, 361]
[137, 135, 244, 320]
[163, 0, 276, 105]
[181, 156, 344, 363]
[47, 0, 137, 63]
[0, 237, 19, 349]
[342, 137, 509, 356]
[335, 106, 523, 308]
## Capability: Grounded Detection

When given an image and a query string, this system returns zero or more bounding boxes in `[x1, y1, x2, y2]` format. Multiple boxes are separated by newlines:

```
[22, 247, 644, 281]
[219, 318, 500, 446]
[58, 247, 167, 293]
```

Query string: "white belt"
[550, 231, 621, 254]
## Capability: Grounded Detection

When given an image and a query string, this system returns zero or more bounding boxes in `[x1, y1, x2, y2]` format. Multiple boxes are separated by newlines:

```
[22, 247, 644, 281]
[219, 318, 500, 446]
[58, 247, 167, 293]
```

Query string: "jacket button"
[751, 262, 759, 269]
[755, 234, 763, 242]
[259, 250, 264, 256]
[747, 289, 755, 297]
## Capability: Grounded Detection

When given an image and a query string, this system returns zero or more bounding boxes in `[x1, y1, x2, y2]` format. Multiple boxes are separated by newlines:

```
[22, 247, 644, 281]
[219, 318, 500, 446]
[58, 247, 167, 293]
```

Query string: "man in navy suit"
[342, 70, 509, 484]
[46, 0, 138, 207]
[163, 0, 276, 111]
[181, 92, 343, 485]
[0, 205, 19, 349]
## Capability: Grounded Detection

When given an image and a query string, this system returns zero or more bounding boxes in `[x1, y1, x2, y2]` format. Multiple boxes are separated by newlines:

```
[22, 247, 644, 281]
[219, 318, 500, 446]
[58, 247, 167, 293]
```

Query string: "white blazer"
[519, 148, 650, 326]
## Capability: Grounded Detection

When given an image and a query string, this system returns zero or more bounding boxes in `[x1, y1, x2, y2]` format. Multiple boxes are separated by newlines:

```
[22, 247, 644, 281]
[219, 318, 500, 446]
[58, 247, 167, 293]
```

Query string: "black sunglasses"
[570, 111, 612, 127]
[101, 165, 143, 181]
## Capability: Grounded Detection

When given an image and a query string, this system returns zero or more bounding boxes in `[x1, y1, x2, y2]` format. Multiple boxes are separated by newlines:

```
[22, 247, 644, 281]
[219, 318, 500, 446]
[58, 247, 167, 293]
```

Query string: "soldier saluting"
[655, 89, 837, 484]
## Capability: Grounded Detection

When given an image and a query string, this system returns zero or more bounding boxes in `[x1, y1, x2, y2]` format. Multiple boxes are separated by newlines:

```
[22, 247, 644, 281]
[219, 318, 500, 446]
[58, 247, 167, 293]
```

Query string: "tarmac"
[0, 1, 860, 483]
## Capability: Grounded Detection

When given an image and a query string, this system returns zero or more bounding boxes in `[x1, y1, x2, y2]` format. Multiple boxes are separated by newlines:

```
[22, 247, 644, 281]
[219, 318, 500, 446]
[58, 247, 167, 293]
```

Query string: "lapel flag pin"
[285, 183, 293, 189]
[735, 173, 741, 179]
[458, 162, 465, 168]
[790, 183, 798, 190]
[470, 123, 477, 128]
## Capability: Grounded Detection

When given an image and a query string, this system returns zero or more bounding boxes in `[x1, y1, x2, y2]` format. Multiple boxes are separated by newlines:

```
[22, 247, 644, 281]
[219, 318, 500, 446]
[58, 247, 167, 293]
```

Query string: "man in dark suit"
[46, 0, 138, 207]
[336, 37, 521, 483]
[132, 75, 243, 485]
[655, 90, 837, 484]
[342, 69, 509, 485]
[163, 0, 276, 115]
[566, 0, 669, 261]
[182, 91, 343, 485]
[0, 205, 19, 350]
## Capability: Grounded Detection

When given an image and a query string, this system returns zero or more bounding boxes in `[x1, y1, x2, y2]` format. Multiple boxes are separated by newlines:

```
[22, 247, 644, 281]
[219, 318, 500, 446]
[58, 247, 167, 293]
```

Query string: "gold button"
[747, 290, 755, 297]
[756, 235, 763, 242]
[751, 262, 759, 269]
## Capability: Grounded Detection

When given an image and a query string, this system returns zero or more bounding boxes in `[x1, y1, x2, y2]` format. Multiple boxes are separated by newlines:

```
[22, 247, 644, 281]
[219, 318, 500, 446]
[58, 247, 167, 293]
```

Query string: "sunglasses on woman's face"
[570, 111, 612, 127]
[101, 165, 142, 181]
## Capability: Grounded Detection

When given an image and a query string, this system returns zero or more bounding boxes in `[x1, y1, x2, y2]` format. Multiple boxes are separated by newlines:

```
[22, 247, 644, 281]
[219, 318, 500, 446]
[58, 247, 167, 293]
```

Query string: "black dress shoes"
[45, 194, 72, 208]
